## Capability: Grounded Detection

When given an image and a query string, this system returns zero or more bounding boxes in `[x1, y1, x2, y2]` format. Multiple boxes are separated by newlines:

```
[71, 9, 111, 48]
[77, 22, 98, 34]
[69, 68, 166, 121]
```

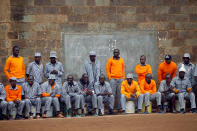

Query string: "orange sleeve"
[22, 58, 26, 76]
[147, 65, 152, 74]
[5, 85, 12, 102]
[172, 63, 177, 79]
[122, 59, 125, 79]
[158, 64, 162, 84]
[42, 93, 50, 97]
[121, 81, 130, 98]
[150, 81, 156, 95]
[55, 94, 60, 98]
[135, 82, 141, 97]
[4, 58, 11, 80]
[17, 86, 22, 101]
[106, 58, 112, 80]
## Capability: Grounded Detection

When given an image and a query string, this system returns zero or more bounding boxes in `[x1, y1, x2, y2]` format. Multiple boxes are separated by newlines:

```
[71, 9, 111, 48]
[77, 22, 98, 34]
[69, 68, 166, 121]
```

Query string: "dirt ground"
[0, 113, 197, 131]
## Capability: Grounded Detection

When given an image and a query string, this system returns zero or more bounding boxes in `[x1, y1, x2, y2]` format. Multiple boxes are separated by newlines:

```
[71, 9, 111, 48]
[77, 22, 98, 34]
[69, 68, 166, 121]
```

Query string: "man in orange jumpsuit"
[106, 49, 125, 112]
[135, 55, 152, 84]
[158, 55, 177, 84]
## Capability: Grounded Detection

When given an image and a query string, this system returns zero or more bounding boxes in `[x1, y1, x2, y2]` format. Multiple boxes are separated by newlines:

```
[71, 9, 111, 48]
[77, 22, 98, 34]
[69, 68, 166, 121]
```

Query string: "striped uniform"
[44, 62, 64, 84]
[22, 82, 41, 117]
[94, 81, 114, 110]
[41, 81, 61, 112]
[26, 61, 43, 84]
[78, 80, 97, 112]
[0, 83, 7, 115]
[61, 81, 81, 109]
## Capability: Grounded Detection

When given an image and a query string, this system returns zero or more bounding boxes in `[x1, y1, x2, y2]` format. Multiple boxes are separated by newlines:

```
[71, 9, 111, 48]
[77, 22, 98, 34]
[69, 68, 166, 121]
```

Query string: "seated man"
[5, 77, 25, 120]
[0, 83, 7, 120]
[78, 73, 97, 116]
[22, 76, 41, 119]
[41, 75, 63, 118]
[95, 74, 115, 116]
[171, 66, 196, 113]
[158, 74, 175, 113]
[140, 74, 162, 114]
[120, 73, 143, 114]
[61, 75, 81, 117]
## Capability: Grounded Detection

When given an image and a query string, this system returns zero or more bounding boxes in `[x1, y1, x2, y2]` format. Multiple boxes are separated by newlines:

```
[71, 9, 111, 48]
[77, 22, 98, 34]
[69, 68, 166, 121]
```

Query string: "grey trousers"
[51, 97, 60, 112]
[61, 94, 80, 109]
[144, 92, 161, 107]
[80, 94, 97, 111]
[98, 95, 114, 110]
[24, 98, 41, 117]
[41, 97, 52, 112]
[0, 101, 7, 115]
[177, 92, 196, 109]
[7, 101, 25, 116]
[163, 93, 175, 105]
[121, 94, 144, 110]
[110, 78, 123, 110]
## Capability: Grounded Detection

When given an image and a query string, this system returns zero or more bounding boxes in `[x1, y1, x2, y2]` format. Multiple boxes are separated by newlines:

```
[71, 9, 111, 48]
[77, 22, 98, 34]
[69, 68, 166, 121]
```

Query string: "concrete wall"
[0, 0, 197, 84]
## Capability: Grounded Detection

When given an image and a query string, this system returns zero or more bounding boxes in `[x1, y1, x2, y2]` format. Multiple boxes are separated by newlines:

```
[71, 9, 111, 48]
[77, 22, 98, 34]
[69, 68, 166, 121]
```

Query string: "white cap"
[89, 51, 96, 56]
[35, 52, 41, 57]
[126, 73, 133, 79]
[183, 53, 190, 59]
[179, 64, 186, 72]
[50, 51, 57, 58]
[10, 77, 17, 81]
[48, 74, 56, 80]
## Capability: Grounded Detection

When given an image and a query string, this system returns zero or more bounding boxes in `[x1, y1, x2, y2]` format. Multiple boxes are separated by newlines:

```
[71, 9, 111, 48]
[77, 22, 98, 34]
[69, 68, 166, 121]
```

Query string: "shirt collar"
[9, 85, 18, 90]
[113, 56, 120, 60]
[178, 76, 186, 81]
[183, 62, 192, 66]
[12, 55, 20, 58]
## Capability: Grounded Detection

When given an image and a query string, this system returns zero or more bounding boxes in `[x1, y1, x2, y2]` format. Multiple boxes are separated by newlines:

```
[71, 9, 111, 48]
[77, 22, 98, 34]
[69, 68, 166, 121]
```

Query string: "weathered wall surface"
[0, 0, 197, 84]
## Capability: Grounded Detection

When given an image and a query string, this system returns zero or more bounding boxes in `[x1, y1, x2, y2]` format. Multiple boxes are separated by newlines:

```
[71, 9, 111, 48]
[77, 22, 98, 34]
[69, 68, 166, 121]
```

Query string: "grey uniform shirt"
[78, 80, 94, 96]
[170, 76, 192, 93]
[0, 83, 6, 101]
[61, 81, 80, 97]
[158, 80, 171, 94]
[84, 61, 103, 85]
[177, 63, 195, 85]
[94, 81, 112, 95]
[41, 81, 61, 97]
[22, 82, 41, 99]
[26, 61, 43, 84]
[44, 62, 64, 83]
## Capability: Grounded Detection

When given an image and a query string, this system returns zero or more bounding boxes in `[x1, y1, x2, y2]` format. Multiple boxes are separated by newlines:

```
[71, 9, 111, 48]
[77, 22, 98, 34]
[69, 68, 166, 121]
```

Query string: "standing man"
[0, 83, 7, 120]
[61, 75, 81, 117]
[120, 73, 144, 114]
[84, 51, 102, 85]
[78, 73, 97, 116]
[5, 77, 25, 120]
[95, 74, 115, 116]
[140, 74, 162, 114]
[158, 74, 175, 113]
[4, 46, 25, 86]
[171, 66, 196, 113]
[22, 76, 41, 119]
[26, 52, 43, 85]
[106, 49, 125, 112]
[194, 65, 197, 104]
[41, 74, 64, 118]
[45, 51, 64, 85]
[177, 53, 195, 86]
[158, 55, 177, 84]
[135, 55, 152, 84]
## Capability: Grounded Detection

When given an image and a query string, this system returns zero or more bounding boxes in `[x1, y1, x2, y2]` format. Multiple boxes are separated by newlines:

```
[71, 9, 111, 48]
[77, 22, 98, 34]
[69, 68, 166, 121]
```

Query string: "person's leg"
[110, 79, 117, 110]
[41, 97, 52, 117]
[97, 96, 103, 116]
[104, 95, 114, 114]
[144, 92, 150, 107]
[120, 94, 127, 111]
[150, 92, 162, 113]
[24, 99, 31, 117]
[178, 93, 185, 113]
[116, 79, 123, 111]
[0, 101, 7, 116]
[17, 100, 25, 116]
[35, 98, 41, 116]
[7, 101, 15, 119]
[80, 95, 85, 116]
[137, 94, 144, 111]
[166, 93, 175, 112]
[52, 97, 63, 118]
[185, 92, 196, 112]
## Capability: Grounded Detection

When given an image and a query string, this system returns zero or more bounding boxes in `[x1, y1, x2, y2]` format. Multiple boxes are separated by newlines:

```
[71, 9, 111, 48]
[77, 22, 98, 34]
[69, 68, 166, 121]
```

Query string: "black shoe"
[88, 111, 92, 115]
[191, 108, 197, 113]
[180, 109, 185, 114]
[98, 109, 103, 116]
[15, 115, 24, 120]
[108, 109, 115, 115]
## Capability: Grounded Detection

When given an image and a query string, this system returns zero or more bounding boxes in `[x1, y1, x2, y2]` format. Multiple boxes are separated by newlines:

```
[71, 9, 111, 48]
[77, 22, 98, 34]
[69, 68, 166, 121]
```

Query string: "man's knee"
[145, 92, 150, 97]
